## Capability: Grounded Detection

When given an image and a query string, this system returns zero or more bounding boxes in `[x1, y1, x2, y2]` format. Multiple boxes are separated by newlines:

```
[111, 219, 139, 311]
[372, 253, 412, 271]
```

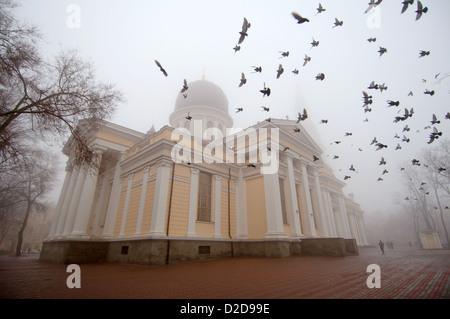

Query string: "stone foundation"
[40, 237, 358, 265]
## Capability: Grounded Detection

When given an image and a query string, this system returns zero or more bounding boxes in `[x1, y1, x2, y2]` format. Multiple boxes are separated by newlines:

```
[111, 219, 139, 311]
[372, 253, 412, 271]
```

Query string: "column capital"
[214, 174, 223, 181]
[93, 145, 108, 154]
[156, 157, 173, 169]
[143, 165, 150, 173]
[190, 167, 200, 175]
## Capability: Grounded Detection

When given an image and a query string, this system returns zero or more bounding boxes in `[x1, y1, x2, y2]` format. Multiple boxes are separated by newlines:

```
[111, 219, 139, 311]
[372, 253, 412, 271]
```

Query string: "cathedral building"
[41, 79, 368, 265]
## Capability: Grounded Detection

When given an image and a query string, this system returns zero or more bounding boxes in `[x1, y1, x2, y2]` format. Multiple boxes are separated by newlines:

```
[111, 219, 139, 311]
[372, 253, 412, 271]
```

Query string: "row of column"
[48, 145, 107, 239]
[262, 152, 356, 240]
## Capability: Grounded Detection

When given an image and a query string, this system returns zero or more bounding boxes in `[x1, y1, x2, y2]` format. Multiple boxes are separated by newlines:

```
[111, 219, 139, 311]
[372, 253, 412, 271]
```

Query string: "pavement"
[0, 246, 449, 314]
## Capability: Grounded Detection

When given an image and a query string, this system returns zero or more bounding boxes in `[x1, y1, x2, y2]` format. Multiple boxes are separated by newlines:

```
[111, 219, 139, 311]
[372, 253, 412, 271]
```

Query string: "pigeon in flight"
[292, 69, 299, 75]
[371, 137, 378, 145]
[233, 45, 241, 53]
[401, 0, 414, 14]
[260, 83, 271, 97]
[238, 17, 251, 44]
[236, 108, 244, 113]
[155, 60, 168, 77]
[445, 112, 450, 120]
[292, 12, 310, 24]
[293, 128, 301, 133]
[276, 64, 284, 79]
[419, 50, 430, 57]
[303, 55, 311, 66]
[402, 135, 410, 143]
[297, 109, 308, 123]
[415, 1, 428, 21]
[365, 0, 383, 14]
[378, 47, 388, 57]
[379, 83, 388, 92]
[379, 157, 387, 165]
[313, 155, 320, 162]
[376, 143, 388, 150]
[180, 79, 188, 93]
[316, 3, 326, 15]
[252, 66, 262, 73]
[368, 81, 379, 90]
[424, 89, 435, 96]
[320, 119, 328, 124]
[367, 37, 377, 43]
[431, 114, 440, 125]
[311, 38, 320, 49]
[279, 51, 290, 58]
[363, 91, 373, 106]
[387, 100, 400, 107]
[427, 127, 442, 144]
[316, 73, 325, 81]
[239, 73, 247, 87]
[412, 159, 421, 166]
[333, 18, 343, 28]
[261, 106, 270, 112]
[185, 112, 192, 121]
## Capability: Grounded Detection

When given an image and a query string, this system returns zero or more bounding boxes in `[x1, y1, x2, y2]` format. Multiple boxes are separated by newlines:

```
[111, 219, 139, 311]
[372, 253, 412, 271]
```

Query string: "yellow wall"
[246, 177, 267, 239]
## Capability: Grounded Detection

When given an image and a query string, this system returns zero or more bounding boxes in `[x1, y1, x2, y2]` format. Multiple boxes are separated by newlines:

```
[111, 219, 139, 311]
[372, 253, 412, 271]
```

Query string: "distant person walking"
[379, 240, 385, 255]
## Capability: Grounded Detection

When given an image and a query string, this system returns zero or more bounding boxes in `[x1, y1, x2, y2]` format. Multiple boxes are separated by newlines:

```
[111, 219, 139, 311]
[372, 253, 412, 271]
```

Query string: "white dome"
[169, 79, 233, 130]
[174, 80, 229, 113]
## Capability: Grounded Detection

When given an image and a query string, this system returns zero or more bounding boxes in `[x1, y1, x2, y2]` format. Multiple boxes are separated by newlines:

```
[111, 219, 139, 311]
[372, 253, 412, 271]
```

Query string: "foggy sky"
[13, 0, 450, 217]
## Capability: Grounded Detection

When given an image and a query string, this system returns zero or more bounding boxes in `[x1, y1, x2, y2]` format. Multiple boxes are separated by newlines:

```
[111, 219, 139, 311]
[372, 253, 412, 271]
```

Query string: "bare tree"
[3, 149, 57, 256]
[0, 0, 122, 167]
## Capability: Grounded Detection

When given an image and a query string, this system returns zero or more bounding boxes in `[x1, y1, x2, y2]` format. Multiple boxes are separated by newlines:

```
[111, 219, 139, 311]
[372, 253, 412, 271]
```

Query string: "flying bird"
[260, 83, 271, 97]
[239, 73, 247, 87]
[313, 155, 320, 162]
[180, 79, 188, 93]
[375, 143, 388, 150]
[311, 38, 320, 48]
[293, 128, 301, 133]
[236, 108, 244, 113]
[387, 100, 400, 107]
[428, 127, 442, 144]
[316, 3, 326, 15]
[185, 112, 192, 121]
[316, 73, 325, 81]
[303, 55, 311, 66]
[292, 12, 310, 24]
[415, 1, 428, 21]
[276, 64, 284, 79]
[279, 51, 290, 58]
[292, 69, 299, 75]
[333, 18, 343, 28]
[368, 81, 379, 90]
[379, 83, 388, 92]
[419, 50, 430, 57]
[371, 137, 378, 145]
[238, 17, 251, 44]
[402, 135, 410, 143]
[379, 157, 387, 165]
[367, 37, 377, 43]
[297, 109, 308, 123]
[154, 60, 168, 76]
[401, 0, 414, 14]
[445, 112, 450, 120]
[252, 66, 262, 73]
[233, 45, 241, 53]
[412, 159, 421, 166]
[320, 119, 328, 124]
[365, 0, 383, 14]
[424, 89, 435, 96]
[431, 114, 440, 125]
[261, 106, 270, 112]
[378, 46, 387, 57]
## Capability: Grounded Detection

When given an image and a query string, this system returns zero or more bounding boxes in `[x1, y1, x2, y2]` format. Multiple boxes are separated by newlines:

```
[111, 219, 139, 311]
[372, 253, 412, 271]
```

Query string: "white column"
[300, 160, 317, 237]
[338, 195, 352, 239]
[134, 166, 150, 236]
[71, 146, 106, 237]
[92, 175, 110, 237]
[312, 168, 329, 237]
[322, 189, 335, 237]
[55, 164, 79, 237]
[327, 191, 338, 237]
[263, 171, 286, 239]
[286, 153, 302, 238]
[48, 162, 73, 238]
[186, 167, 200, 237]
[119, 173, 135, 236]
[149, 159, 172, 237]
[63, 163, 88, 236]
[358, 216, 369, 245]
[102, 159, 122, 237]
[235, 168, 248, 238]
[213, 175, 222, 238]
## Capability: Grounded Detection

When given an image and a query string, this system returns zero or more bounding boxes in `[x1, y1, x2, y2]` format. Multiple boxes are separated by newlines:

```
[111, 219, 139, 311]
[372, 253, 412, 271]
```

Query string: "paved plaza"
[0, 247, 448, 301]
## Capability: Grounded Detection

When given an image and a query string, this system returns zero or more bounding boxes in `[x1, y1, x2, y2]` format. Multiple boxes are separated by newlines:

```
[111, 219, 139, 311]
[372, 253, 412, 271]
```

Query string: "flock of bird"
[152, 1, 448, 189]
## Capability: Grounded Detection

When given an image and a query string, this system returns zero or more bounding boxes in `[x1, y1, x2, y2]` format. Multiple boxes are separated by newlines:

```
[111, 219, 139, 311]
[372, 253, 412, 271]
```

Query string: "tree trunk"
[15, 200, 32, 256]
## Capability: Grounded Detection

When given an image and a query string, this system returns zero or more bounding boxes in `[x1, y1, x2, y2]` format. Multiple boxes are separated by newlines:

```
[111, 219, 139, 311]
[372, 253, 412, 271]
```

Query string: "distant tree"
[0, 148, 57, 256]
[400, 139, 450, 247]
[0, 0, 122, 168]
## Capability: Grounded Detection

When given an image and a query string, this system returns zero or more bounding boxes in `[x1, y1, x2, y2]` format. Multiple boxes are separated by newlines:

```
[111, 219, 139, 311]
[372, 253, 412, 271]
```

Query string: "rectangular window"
[279, 178, 288, 224]
[197, 172, 212, 221]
